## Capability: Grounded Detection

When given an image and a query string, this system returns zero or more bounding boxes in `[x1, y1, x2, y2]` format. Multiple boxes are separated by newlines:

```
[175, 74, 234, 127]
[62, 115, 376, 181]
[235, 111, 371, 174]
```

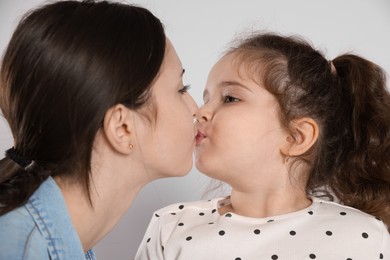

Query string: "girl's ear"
[280, 117, 319, 157]
[102, 104, 135, 155]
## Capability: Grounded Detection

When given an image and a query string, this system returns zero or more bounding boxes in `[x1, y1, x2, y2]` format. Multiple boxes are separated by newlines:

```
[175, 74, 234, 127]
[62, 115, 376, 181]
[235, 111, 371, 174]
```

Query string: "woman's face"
[135, 39, 198, 179]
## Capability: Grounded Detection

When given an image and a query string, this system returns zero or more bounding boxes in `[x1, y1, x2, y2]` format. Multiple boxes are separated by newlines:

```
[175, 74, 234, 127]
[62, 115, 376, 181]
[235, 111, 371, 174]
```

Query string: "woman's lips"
[195, 130, 205, 145]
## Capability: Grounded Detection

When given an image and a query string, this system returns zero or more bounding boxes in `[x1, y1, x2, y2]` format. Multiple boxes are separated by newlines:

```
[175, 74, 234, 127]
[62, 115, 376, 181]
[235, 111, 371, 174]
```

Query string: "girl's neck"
[219, 188, 311, 218]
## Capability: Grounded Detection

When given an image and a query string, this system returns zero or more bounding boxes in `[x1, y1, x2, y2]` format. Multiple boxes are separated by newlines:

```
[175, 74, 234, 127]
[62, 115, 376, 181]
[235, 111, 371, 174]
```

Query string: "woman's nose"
[185, 93, 199, 116]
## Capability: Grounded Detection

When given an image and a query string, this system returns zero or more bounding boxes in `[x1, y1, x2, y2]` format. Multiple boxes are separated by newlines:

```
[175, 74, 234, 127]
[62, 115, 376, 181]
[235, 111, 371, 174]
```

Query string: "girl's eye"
[179, 84, 191, 94]
[223, 95, 240, 103]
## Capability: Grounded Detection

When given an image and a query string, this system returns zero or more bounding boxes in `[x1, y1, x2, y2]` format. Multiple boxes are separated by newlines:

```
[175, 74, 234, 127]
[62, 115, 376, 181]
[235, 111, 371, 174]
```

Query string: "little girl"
[136, 32, 390, 259]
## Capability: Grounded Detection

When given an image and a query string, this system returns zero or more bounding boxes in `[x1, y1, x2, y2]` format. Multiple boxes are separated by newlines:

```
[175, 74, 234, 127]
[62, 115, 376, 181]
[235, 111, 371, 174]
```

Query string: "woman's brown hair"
[0, 1, 166, 215]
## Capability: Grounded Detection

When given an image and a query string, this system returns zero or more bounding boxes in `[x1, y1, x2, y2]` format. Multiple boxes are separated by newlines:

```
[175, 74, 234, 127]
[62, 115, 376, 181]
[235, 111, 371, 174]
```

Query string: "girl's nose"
[194, 105, 212, 123]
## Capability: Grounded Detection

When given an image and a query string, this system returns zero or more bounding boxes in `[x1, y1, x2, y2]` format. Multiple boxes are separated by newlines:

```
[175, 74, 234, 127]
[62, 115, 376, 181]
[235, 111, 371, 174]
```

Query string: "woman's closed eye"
[223, 95, 240, 103]
[179, 84, 191, 94]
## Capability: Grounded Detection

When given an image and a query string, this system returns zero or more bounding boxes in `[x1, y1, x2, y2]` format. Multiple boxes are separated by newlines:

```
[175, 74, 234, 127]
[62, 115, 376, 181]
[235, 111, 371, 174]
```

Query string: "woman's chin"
[161, 160, 193, 178]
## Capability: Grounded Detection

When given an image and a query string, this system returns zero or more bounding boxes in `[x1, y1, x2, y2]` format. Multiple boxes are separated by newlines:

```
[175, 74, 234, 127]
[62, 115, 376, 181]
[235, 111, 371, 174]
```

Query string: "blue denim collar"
[25, 176, 95, 259]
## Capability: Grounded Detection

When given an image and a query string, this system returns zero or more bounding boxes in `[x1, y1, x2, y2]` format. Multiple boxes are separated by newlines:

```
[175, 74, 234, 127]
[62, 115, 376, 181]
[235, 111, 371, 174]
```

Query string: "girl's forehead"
[210, 53, 264, 85]
[210, 54, 242, 78]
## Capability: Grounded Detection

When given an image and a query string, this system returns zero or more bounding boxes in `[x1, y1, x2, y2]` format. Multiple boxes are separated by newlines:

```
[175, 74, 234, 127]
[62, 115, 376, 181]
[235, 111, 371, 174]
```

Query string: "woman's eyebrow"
[203, 89, 209, 101]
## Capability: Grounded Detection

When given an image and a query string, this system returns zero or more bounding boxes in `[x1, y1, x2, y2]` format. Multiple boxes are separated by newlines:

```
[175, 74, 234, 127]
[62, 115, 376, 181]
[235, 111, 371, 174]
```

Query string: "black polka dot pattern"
[139, 197, 387, 259]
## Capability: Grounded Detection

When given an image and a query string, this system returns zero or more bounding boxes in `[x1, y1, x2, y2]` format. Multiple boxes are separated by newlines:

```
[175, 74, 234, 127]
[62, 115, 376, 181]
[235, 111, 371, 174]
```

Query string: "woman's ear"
[280, 117, 319, 157]
[103, 104, 135, 155]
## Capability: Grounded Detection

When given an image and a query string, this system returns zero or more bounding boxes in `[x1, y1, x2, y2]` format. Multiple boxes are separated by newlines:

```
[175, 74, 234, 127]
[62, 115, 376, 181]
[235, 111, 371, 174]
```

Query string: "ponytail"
[329, 54, 390, 229]
[0, 153, 50, 215]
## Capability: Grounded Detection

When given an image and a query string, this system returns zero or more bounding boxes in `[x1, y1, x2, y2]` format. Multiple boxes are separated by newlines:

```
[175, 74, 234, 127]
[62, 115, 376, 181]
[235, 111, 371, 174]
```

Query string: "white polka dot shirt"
[135, 197, 390, 260]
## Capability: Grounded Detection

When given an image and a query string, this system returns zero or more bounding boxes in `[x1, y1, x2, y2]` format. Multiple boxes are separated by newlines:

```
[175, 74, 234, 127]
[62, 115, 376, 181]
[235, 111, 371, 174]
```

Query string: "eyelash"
[223, 95, 240, 103]
[179, 84, 191, 94]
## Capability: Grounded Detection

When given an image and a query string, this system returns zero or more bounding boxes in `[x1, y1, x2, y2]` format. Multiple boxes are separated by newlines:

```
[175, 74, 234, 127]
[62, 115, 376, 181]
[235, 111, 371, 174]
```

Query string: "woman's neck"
[54, 162, 148, 252]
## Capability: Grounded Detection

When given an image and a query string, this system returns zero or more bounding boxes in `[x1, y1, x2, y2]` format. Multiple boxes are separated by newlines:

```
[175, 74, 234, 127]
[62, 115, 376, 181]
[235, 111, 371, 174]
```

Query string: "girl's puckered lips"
[195, 130, 206, 145]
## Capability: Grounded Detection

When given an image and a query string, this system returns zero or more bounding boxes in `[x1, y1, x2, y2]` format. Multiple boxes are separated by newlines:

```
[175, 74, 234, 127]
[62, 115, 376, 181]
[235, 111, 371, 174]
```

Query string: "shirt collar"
[26, 176, 95, 259]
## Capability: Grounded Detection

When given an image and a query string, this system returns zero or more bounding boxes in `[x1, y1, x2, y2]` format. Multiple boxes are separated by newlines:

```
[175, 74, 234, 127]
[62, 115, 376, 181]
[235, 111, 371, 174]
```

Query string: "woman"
[0, 1, 197, 259]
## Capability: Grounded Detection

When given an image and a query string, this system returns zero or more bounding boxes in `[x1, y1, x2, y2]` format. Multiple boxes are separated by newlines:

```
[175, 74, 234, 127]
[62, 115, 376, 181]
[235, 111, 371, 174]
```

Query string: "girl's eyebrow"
[220, 80, 252, 92]
[203, 80, 253, 99]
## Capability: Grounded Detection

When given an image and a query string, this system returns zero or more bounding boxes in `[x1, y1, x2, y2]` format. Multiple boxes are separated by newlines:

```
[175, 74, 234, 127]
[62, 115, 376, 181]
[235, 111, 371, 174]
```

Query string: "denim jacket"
[0, 176, 96, 260]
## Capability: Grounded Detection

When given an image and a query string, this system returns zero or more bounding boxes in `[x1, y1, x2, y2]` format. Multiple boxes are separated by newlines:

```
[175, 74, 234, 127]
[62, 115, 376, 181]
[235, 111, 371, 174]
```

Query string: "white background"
[1, 0, 389, 259]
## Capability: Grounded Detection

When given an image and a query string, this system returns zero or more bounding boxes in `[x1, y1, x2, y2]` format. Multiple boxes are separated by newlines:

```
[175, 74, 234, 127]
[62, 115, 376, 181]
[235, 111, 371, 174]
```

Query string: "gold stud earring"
[129, 144, 134, 149]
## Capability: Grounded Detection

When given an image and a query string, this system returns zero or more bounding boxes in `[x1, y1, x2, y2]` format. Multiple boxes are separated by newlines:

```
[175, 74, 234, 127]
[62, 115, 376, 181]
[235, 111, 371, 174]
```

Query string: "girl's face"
[135, 39, 198, 179]
[195, 53, 287, 190]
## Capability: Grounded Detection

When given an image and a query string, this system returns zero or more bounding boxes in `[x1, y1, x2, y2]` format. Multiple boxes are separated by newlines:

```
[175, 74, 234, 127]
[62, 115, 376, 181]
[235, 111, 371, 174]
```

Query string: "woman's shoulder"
[0, 206, 48, 259]
[0, 205, 36, 235]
